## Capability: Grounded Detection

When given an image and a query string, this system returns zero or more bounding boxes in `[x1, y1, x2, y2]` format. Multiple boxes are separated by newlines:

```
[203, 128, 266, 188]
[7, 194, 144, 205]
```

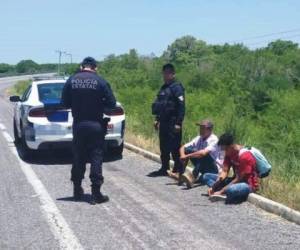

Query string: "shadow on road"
[15, 142, 122, 165]
[57, 194, 94, 204]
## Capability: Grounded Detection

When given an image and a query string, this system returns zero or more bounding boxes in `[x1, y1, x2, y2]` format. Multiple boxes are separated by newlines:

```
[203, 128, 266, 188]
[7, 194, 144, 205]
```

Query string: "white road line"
[0, 123, 83, 250]
[0, 123, 6, 130]
[2, 130, 14, 143]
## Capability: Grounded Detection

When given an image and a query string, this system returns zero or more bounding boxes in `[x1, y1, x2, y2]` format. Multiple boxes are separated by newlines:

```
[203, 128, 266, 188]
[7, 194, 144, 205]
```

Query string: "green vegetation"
[0, 63, 14, 74]
[98, 37, 300, 210]
[15, 60, 40, 73]
[10, 80, 31, 96]
[0, 59, 77, 77]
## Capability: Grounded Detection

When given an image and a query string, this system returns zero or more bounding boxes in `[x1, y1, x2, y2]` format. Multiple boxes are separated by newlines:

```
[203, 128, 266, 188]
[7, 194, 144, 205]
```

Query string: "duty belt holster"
[101, 117, 111, 135]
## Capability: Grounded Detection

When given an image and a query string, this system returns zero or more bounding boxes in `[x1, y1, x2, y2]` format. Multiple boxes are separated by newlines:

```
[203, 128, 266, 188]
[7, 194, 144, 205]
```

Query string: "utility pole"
[65, 52, 73, 64]
[55, 50, 66, 75]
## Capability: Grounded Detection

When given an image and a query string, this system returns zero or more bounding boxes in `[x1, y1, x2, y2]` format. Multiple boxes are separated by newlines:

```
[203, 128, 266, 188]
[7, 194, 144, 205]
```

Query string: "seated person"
[203, 133, 259, 203]
[169, 119, 222, 188]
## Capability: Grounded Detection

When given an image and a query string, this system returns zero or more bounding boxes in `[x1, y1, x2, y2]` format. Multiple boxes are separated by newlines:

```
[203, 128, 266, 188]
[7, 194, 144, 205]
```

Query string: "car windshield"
[38, 83, 65, 104]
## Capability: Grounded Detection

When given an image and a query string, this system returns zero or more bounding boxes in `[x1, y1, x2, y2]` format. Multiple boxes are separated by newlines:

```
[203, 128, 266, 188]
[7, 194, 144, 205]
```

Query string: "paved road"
[0, 75, 299, 250]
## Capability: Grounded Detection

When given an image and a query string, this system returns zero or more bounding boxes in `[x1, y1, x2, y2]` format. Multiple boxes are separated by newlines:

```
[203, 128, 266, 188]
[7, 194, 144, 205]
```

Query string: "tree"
[0, 63, 14, 73]
[267, 40, 298, 56]
[163, 35, 197, 63]
[122, 49, 139, 69]
[15, 60, 39, 73]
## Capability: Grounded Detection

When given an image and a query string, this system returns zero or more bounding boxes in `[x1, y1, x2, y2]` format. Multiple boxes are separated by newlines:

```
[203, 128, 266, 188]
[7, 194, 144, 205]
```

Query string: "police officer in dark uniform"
[149, 63, 185, 177]
[61, 57, 116, 204]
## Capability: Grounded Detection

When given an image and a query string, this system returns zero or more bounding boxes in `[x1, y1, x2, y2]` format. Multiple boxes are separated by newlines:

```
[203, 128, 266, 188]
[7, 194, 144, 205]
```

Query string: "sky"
[1, 0, 300, 64]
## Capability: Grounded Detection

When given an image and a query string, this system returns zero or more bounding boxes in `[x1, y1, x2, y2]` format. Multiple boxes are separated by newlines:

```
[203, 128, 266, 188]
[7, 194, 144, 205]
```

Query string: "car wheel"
[20, 127, 33, 160]
[111, 142, 124, 156]
[13, 120, 21, 144]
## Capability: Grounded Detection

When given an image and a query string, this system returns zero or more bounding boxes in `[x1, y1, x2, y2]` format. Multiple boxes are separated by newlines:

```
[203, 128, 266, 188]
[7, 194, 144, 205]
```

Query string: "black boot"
[147, 167, 168, 177]
[91, 185, 109, 205]
[73, 182, 84, 201]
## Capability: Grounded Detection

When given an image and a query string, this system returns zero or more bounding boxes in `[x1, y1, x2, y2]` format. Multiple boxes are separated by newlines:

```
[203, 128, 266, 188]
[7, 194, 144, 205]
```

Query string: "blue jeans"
[202, 173, 219, 187]
[225, 183, 251, 204]
[202, 173, 251, 204]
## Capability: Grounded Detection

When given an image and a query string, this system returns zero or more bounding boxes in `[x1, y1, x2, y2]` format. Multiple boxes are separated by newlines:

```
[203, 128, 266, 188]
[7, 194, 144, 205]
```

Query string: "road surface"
[0, 75, 299, 250]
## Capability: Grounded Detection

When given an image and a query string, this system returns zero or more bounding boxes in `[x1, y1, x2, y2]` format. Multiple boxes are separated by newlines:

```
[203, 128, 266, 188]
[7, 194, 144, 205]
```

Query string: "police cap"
[81, 57, 97, 69]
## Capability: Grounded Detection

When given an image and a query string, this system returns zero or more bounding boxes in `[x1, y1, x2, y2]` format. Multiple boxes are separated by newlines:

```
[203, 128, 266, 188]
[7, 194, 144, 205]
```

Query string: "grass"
[259, 177, 300, 210]
[124, 116, 300, 212]
[125, 131, 160, 155]
[8, 80, 31, 96]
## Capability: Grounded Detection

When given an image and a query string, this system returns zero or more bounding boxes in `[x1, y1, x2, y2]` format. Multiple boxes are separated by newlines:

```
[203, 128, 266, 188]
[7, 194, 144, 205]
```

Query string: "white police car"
[10, 77, 125, 159]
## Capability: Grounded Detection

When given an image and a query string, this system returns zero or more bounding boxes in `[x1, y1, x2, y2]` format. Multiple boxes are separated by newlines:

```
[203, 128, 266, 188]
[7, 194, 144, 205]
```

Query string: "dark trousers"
[185, 146, 218, 180]
[71, 121, 104, 187]
[159, 120, 184, 174]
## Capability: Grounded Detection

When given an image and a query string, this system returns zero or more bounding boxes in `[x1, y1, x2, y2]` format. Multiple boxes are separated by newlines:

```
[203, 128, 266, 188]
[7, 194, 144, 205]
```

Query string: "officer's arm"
[102, 81, 117, 109]
[61, 79, 72, 108]
[172, 84, 185, 125]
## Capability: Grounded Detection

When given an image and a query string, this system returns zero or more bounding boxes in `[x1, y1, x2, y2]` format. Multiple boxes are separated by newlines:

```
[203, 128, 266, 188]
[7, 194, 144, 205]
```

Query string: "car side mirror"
[9, 96, 21, 102]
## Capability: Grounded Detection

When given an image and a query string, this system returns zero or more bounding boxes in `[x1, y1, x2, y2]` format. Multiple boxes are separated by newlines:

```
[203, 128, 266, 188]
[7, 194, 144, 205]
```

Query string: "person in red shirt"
[203, 133, 259, 203]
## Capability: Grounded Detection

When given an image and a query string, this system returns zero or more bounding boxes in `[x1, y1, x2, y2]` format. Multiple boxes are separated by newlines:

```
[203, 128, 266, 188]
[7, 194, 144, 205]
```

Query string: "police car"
[10, 77, 125, 158]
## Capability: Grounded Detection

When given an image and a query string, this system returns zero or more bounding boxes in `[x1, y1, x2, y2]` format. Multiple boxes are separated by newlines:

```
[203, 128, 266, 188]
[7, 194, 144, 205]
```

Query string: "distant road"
[0, 75, 299, 250]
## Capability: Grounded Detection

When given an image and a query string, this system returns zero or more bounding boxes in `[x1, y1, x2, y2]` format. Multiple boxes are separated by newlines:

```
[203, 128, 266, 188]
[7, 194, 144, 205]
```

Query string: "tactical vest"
[152, 84, 176, 118]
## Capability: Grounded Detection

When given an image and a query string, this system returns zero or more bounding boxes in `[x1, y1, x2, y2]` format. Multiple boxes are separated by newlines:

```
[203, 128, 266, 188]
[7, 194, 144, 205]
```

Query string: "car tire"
[111, 142, 124, 156]
[20, 127, 33, 160]
[13, 120, 21, 144]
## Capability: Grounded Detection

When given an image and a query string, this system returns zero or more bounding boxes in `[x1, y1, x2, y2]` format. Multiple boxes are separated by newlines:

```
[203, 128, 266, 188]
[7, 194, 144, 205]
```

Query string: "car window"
[38, 83, 65, 104]
[21, 86, 32, 102]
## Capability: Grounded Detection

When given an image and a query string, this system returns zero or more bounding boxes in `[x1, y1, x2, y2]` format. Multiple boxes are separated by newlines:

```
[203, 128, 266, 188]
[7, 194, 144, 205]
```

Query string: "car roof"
[32, 79, 66, 86]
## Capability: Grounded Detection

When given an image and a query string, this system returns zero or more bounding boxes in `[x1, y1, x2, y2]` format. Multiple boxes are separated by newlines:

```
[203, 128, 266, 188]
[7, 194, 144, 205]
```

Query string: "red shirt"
[223, 151, 259, 191]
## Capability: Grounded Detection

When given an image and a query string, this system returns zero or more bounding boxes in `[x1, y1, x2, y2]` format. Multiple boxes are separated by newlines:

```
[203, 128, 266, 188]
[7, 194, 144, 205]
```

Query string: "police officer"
[61, 57, 116, 204]
[149, 63, 185, 177]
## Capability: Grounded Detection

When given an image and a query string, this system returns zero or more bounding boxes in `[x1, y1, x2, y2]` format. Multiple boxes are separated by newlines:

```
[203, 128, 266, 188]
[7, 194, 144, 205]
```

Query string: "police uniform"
[152, 80, 185, 175]
[62, 68, 116, 203]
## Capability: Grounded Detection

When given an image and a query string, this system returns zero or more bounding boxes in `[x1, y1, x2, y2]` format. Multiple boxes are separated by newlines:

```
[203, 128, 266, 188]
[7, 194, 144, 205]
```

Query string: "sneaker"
[209, 194, 226, 202]
[147, 168, 168, 177]
[181, 171, 196, 189]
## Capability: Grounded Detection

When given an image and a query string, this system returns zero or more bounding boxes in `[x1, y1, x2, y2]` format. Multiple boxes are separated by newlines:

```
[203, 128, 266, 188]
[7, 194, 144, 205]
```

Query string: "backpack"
[239, 146, 272, 178]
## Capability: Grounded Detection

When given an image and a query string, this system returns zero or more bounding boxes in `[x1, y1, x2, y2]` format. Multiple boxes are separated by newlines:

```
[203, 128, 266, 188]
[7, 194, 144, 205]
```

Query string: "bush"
[97, 37, 300, 210]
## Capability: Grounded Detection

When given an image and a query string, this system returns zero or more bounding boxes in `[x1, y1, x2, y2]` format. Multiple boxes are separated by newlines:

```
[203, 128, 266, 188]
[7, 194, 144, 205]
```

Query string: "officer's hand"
[154, 121, 160, 130]
[174, 124, 181, 133]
